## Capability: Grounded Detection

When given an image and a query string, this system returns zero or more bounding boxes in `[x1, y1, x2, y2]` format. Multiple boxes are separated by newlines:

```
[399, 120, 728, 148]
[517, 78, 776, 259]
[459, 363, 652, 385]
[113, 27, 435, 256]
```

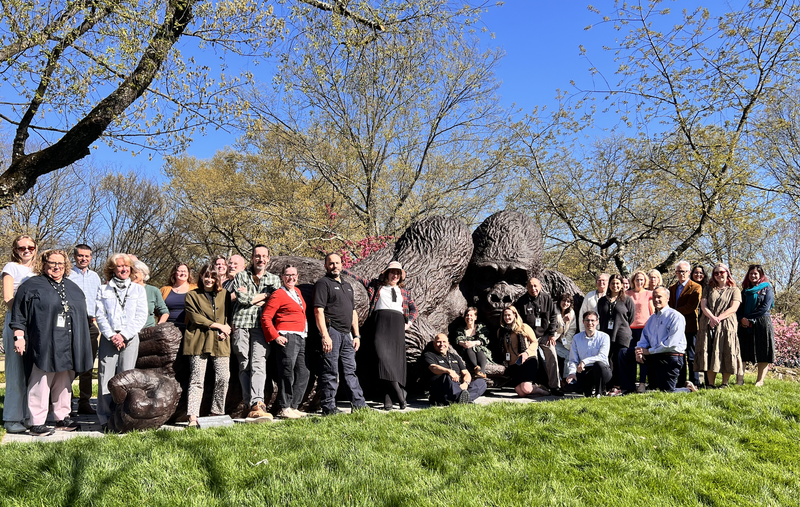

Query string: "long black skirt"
[739, 314, 775, 363]
[372, 309, 406, 383]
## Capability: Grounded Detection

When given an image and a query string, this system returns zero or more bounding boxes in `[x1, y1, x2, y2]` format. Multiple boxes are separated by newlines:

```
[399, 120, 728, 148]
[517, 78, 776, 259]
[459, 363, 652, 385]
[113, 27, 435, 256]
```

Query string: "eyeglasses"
[282, 273, 298, 278]
[46, 261, 65, 267]
[675, 269, 689, 273]
[583, 319, 598, 324]
[16, 246, 35, 252]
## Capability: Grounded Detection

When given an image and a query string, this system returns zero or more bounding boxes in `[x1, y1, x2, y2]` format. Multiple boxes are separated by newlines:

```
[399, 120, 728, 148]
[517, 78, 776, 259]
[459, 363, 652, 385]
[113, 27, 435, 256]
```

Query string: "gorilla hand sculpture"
[106, 323, 183, 432]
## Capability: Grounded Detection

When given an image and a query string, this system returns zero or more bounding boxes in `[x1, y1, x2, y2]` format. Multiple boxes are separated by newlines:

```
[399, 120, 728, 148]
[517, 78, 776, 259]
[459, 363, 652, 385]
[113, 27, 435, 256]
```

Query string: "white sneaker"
[279, 408, 301, 419]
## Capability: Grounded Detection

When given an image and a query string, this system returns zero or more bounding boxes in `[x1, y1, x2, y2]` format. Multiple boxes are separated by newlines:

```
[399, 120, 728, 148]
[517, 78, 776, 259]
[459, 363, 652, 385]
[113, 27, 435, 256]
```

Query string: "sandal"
[187, 419, 199, 428]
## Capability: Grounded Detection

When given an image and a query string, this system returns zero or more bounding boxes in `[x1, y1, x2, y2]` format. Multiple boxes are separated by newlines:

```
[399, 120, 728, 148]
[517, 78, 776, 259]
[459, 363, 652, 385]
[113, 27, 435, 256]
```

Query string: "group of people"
[1, 233, 776, 435]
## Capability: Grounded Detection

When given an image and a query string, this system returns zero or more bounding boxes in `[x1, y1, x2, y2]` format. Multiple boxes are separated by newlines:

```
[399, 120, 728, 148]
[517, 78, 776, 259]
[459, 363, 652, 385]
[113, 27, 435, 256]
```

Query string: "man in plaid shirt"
[231, 245, 281, 420]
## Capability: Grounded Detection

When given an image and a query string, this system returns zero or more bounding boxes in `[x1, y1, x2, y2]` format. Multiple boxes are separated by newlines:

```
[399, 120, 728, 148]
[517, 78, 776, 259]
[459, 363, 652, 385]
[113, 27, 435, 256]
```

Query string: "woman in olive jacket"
[183, 263, 232, 427]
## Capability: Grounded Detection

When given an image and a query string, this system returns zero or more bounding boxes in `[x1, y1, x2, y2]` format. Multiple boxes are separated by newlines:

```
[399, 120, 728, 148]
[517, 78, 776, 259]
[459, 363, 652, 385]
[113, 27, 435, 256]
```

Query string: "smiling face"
[560, 298, 571, 311]
[502, 308, 515, 326]
[652, 288, 668, 311]
[526, 278, 542, 297]
[214, 258, 228, 277]
[252, 247, 270, 272]
[691, 267, 705, 283]
[15, 238, 36, 265]
[675, 262, 690, 283]
[228, 255, 245, 276]
[114, 259, 131, 280]
[74, 248, 91, 270]
[596, 275, 609, 295]
[609, 278, 623, 297]
[434, 334, 449, 355]
[131, 268, 144, 285]
[386, 269, 402, 286]
[649, 273, 660, 289]
[748, 268, 761, 284]
[175, 264, 189, 283]
[44, 253, 66, 282]
[712, 267, 729, 286]
[202, 270, 217, 290]
[633, 273, 646, 290]
[282, 266, 298, 290]
[464, 308, 477, 327]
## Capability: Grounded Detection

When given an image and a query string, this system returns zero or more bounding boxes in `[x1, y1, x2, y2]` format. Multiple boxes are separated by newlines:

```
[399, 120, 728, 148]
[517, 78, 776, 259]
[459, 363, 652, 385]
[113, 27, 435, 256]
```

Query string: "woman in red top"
[260, 264, 309, 419]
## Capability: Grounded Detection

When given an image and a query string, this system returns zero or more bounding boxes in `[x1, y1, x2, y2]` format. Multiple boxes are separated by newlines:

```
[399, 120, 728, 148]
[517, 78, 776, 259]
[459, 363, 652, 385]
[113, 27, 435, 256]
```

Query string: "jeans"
[319, 327, 366, 412]
[429, 375, 487, 404]
[249, 327, 272, 405]
[231, 328, 252, 405]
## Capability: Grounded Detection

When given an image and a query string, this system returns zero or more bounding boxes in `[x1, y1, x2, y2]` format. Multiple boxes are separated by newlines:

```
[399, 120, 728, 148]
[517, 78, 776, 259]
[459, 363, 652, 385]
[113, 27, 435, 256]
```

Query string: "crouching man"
[424, 333, 487, 405]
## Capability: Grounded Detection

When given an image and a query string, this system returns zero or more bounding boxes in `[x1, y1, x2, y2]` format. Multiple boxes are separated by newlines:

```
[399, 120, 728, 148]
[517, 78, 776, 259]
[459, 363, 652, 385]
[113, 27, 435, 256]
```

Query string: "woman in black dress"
[738, 264, 775, 386]
[346, 261, 417, 410]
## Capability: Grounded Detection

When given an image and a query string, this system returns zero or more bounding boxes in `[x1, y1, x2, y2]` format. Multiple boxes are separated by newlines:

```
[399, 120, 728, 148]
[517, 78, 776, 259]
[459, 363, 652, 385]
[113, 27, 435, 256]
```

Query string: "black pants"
[275, 333, 310, 410]
[646, 353, 683, 392]
[575, 363, 612, 397]
[458, 346, 488, 372]
[679, 332, 699, 385]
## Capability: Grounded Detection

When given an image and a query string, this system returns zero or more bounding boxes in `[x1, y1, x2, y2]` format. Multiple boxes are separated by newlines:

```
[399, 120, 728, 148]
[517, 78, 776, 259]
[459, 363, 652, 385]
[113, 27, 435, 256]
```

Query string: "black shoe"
[29, 425, 55, 437]
[321, 408, 343, 416]
[55, 418, 80, 432]
[399, 401, 407, 410]
[549, 388, 565, 397]
[456, 390, 471, 404]
[77, 404, 97, 415]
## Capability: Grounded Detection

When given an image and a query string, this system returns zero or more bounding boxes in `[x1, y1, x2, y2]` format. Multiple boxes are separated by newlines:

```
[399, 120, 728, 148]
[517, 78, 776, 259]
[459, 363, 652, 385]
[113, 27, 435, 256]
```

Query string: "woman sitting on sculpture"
[451, 306, 494, 379]
[498, 305, 548, 397]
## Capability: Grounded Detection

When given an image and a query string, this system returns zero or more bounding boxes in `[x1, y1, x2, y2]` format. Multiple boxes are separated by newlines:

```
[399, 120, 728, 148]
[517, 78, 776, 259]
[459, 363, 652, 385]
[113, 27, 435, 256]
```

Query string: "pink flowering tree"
[772, 313, 800, 368]
[316, 204, 394, 268]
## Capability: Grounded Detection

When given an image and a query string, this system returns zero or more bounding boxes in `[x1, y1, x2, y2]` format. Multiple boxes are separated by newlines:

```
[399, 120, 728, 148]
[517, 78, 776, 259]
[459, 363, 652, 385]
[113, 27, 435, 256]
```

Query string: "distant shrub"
[773, 313, 800, 368]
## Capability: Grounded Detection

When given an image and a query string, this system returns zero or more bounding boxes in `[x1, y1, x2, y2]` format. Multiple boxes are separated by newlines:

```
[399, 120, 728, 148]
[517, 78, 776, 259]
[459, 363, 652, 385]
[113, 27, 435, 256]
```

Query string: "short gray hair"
[676, 261, 691, 271]
[133, 260, 150, 282]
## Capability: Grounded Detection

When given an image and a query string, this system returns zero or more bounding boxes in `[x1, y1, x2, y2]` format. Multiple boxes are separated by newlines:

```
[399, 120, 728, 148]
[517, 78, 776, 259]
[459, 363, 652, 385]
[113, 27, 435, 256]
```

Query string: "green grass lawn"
[0, 382, 799, 506]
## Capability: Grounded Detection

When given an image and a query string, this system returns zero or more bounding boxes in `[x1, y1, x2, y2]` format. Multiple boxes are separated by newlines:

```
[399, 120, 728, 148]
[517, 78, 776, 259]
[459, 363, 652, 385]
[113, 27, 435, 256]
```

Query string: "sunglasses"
[16, 246, 35, 252]
[713, 271, 727, 276]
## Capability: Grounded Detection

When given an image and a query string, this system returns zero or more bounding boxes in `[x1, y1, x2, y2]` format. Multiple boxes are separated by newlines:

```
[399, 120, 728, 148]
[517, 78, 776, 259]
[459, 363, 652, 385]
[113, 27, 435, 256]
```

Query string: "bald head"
[526, 277, 542, 297]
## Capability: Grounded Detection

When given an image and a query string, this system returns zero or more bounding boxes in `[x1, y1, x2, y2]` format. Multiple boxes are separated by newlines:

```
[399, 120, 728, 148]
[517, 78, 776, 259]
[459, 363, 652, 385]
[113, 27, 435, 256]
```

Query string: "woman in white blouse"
[2, 234, 38, 433]
[553, 293, 577, 380]
[95, 253, 148, 429]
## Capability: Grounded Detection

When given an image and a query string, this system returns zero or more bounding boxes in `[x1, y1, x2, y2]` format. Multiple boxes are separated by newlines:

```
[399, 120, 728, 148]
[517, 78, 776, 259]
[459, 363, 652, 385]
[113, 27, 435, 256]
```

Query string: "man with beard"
[313, 253, 368, 415]
[231, 245, 280, 420]
[424, 333, 487, 405]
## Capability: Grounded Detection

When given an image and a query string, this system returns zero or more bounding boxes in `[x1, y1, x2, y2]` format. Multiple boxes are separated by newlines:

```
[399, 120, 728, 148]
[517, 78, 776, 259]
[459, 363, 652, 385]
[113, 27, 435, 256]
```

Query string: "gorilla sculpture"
[106, 210, 583, 431]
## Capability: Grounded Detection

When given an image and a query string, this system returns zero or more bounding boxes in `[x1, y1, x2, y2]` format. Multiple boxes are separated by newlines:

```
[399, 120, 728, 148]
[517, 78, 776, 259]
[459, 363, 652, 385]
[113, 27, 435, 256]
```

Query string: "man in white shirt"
[67, 243, 102, 414]
[565, 311, 612, 397]
[578, 273, 609, 331]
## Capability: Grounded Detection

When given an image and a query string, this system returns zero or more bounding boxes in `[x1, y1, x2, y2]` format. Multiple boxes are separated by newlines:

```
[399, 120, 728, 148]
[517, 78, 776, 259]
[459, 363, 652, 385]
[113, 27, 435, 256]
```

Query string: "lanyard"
[113, 285, 130, 310]
[47, 277, 70, 313]
[283, 286, 302, 308]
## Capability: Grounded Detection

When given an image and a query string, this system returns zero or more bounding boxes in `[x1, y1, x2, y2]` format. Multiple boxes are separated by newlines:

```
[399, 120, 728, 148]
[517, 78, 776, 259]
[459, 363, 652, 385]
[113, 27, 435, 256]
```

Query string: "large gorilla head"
[462, 210, 544, 327]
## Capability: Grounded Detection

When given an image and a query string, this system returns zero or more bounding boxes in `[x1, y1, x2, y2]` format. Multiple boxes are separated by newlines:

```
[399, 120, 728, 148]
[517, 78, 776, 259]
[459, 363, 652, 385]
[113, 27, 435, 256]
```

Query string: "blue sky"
[88, 1, 736, 179]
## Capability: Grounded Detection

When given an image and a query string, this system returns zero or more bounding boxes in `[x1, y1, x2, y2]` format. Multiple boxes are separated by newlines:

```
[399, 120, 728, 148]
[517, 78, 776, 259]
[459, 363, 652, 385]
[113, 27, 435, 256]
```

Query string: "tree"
[0, 0, 391, 208]
[243, 0, 514, 238]
[515, 0, 800, 278]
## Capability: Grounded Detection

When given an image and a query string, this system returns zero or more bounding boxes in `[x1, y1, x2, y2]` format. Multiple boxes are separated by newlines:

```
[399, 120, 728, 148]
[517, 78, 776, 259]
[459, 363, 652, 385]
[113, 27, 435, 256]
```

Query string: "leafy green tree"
[0, 0, 388, 208]
[243, 0, 514, 237]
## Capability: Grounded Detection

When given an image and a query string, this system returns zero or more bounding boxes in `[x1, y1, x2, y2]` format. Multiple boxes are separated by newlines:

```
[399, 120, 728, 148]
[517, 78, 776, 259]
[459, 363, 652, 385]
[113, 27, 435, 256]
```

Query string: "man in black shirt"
[313, 253, 368, 415]
[423, 333, 487, 405]
[514, 277, 563, 396]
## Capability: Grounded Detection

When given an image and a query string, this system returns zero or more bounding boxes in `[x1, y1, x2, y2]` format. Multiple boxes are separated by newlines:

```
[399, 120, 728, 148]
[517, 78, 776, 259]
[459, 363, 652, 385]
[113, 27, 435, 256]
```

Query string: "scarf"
[111, 276, 131, 289]
[741, 282, 771, 316]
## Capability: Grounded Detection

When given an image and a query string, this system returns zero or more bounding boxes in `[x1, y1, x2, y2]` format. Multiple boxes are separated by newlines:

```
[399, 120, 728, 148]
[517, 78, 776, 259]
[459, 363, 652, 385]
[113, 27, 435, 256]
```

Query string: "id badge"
[56, 313, 66, 328]
[608, 320, 614, 330]
[535, 317, 542, 327]
[505, 352, 511, 362]
[120, 313, 127, 327]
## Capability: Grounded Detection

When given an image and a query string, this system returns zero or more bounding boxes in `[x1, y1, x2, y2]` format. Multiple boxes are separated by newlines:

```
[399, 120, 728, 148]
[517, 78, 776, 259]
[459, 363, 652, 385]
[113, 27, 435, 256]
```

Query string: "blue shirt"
[637, 307, 686, 355]
[68, 266, 102, 318]
[568, 330, 610, 375]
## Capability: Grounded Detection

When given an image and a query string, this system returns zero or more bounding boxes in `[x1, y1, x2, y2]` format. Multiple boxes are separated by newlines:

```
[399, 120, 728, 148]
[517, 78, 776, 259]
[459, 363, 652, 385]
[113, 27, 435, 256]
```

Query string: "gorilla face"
[464, 259, 530, 327]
